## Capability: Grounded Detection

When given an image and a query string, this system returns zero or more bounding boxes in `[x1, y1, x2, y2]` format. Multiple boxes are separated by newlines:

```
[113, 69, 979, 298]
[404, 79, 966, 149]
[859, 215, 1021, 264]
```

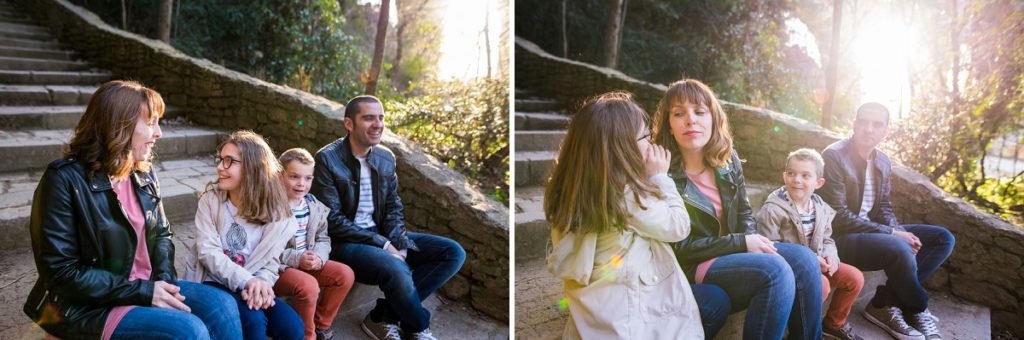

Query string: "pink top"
[102, 177, 152, 340]
[689, 170, 723, 284]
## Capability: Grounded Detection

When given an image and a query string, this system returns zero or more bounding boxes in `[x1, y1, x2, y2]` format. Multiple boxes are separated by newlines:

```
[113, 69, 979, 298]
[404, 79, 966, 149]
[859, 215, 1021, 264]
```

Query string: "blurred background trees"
[74, 0, 509, 205]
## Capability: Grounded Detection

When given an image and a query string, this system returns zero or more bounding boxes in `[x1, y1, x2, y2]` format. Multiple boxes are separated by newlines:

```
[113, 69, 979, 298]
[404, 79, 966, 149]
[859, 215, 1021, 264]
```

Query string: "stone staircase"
[0, 2, 508, 338]
[512, 92, 991, 339]
[0, 1, 223, 251]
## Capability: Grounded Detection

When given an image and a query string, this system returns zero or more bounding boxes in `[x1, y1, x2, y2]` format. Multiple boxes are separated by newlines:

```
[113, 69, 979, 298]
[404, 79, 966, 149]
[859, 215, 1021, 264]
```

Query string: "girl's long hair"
[544, 91, 663, 234]
[214, 130, 291, 225]
[66, 80, 164, 179]
[652, 79, 734, 170]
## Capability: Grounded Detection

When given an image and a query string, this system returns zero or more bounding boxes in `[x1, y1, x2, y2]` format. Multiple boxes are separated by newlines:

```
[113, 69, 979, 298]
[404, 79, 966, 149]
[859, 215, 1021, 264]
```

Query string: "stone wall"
[517, 36, 1024, 334]
[13, 0, 509, 321]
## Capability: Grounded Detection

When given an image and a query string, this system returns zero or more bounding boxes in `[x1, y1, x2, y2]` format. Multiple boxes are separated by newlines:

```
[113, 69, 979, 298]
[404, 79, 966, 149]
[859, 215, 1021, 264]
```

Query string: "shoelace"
[884, 307, 917, 332]
[413, 329, 437, 340]
[383, 323, 402, 339]
[913, 313, 941, 335]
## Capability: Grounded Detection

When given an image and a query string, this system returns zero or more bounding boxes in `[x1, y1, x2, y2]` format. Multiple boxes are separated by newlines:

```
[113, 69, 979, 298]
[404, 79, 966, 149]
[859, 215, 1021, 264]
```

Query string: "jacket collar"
[338, 136, 382, 171]
[86, 166, 156, 193]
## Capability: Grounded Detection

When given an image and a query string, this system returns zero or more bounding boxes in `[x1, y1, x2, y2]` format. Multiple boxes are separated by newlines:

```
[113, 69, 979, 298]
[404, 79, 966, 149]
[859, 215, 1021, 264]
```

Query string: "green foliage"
[384, 78, 510, 205]
[515, 0, 820, 119]
[884, 0, 1024, 225]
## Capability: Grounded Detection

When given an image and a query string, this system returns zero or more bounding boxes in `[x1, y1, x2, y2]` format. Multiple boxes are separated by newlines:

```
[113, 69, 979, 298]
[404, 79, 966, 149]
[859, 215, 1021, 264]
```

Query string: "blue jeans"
[331, 232, 466, 332]
[111, 280, 241, 340]
[692, 283, 730, 338]
[205, 282, 304, 340]
[835, 224, 955, 314]
[702, 243, 822, 340]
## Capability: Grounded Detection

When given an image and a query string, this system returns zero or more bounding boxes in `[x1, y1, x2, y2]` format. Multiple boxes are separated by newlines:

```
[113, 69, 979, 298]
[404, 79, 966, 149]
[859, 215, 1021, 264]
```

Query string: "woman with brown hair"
[23, 80, 242, 340]
[544, 91, 703, 339]
[653, 79, 823, 339]
[184, 130, 303, 340]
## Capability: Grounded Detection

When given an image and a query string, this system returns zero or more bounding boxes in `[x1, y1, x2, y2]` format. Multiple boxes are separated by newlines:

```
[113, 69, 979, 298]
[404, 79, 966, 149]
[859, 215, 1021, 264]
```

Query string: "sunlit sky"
[358, 0, 503, 80]
[786, 7, 924, 123]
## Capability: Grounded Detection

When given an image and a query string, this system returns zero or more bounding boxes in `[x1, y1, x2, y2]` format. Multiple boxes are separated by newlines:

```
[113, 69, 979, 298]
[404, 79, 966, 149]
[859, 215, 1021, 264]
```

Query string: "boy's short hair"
[279, 148, 315, 167]
[786, 148, 824, 178]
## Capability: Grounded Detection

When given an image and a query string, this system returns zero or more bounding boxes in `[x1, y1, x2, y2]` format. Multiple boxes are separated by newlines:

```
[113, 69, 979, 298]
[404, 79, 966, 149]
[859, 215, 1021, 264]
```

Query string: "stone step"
[0, 84, 97, 105]
[515, 130, 565, 152]
[514, 186, 546, 262]
[515, 257, 991, 339]
[0, 105, 185, 130]
[0, 70, 110, 86]
[514, 151, 555, 187]
[0, 46, 77, 60]
[0, 56, 91, 71]
[0, 105, 84, 129]
[515, 112, 570, 131]
[0, 156, 218, 250]
[513, 182, 777, 262]
[0, 124, 224, 173]
[0, 26, 50, 40]
[0, 36, 59, 50]
[515, 98, 563, 112]
[0, 227, 508, 339]
[0, 21, 47, 34]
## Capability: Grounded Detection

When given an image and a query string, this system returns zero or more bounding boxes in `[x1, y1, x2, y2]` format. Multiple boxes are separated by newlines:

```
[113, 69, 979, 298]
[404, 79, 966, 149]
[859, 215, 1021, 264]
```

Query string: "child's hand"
[242, 277, 275, 310]
[643, 144, 671, 178]
[299, 251, 322, 271]
[818, 256, 829, 274]
[826, 256, 840, 276]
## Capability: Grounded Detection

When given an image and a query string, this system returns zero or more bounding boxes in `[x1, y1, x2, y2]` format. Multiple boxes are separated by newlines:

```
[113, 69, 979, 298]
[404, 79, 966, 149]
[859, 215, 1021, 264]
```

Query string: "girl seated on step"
[544, 91, 703, 339]
[185, 130, 304, 340]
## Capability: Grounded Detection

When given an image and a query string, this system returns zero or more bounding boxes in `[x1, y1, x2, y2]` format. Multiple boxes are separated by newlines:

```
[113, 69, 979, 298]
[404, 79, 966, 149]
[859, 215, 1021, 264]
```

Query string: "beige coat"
[184, 189, 297, 290]
[278, 194, 333, 272]
[547, 174, 704, 340]
[756, 187, 839, 259]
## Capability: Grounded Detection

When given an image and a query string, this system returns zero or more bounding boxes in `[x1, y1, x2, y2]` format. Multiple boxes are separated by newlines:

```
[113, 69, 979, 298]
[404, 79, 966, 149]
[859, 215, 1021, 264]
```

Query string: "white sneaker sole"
[862, 310, 925, 340]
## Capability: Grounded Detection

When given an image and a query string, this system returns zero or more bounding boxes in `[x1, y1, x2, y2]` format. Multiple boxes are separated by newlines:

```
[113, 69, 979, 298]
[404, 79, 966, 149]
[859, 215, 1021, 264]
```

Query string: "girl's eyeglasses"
[215, 156, 242, 169]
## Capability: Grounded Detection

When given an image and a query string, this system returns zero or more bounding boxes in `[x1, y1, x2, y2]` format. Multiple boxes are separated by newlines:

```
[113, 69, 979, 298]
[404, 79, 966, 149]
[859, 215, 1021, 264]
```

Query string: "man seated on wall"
[819, 102, 955, 340]
[310, 95, 467, 340]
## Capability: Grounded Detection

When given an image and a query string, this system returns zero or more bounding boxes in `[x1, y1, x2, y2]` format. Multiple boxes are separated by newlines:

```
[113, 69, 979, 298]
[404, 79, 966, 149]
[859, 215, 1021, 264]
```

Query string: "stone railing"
[517, 36, 1024, 335]
[12, 0, 509, 321]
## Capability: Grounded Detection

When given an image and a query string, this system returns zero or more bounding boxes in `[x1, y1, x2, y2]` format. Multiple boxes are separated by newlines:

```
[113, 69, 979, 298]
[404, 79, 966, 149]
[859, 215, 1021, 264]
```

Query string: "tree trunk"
[484, 1, 492, 78]
[120, 0, 127, 30]
[602, 0, 624, 68]
[157, 0, 173, 42]
[822, 0, 841, 129]
[930, 0, 963, 180]
[366, 0, 391, 95]
[561, 0, 568, 58]
[390, 20, 406, 88]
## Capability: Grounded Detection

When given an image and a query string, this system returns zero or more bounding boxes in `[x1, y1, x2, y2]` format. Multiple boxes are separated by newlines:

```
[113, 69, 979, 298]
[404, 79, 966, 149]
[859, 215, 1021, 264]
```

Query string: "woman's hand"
[151, 281, 190, 312]
[241, 277, 276, 310]
[744, 234, 779, 255]
[643, 143, 671, 178]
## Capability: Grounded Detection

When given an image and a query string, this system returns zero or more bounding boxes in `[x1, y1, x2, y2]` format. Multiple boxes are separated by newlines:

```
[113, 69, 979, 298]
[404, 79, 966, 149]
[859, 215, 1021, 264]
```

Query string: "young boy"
[274, 148, 356, 340]
[756, 148, 865, 340]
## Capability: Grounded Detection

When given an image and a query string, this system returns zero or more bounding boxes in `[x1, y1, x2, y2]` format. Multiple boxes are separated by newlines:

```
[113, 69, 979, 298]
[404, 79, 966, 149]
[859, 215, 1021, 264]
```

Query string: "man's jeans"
[836, 224, 955, 314]
[111, 280, 242, 340]
[332, 232, 466, 332]
[702, 243, 823, 340]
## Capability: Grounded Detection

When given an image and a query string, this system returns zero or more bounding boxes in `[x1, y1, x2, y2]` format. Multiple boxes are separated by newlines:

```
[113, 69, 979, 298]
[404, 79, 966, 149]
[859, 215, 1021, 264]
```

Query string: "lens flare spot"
[558, 298, 569, 310]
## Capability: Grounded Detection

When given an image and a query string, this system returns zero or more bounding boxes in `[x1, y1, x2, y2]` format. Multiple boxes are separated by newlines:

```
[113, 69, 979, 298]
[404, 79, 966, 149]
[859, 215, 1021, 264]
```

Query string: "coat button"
[152, 198, 157, 203]
[652, 275, 658, 282]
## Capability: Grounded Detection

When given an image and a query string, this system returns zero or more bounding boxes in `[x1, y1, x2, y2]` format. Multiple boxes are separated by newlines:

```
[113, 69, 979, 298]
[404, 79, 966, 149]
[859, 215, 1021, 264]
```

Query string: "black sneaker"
[316, 327, 336, 340]
[824, 322, 864, 340]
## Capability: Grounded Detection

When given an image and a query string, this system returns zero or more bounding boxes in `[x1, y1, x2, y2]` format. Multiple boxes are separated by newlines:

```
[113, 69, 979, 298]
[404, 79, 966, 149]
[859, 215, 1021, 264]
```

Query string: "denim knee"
[447, 241, 467, 266]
